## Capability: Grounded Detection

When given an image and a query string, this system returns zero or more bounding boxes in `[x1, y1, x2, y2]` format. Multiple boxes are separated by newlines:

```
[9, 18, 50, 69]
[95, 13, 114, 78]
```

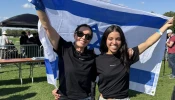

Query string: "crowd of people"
[19, 31, 42, 58]
[20, 31, 41, 46]
[0, 30, 41, 59]
[36, 8, 174, 100]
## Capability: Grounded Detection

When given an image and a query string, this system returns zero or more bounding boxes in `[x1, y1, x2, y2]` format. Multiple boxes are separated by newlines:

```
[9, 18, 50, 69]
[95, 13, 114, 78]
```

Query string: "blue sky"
[0, 0, 35, 22]
[111, 0, 175, 14]
[0, 0, 175, 22]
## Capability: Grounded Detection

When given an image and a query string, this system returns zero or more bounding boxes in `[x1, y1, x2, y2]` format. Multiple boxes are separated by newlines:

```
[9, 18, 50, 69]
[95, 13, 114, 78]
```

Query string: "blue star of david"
[88, 24, 103, 49]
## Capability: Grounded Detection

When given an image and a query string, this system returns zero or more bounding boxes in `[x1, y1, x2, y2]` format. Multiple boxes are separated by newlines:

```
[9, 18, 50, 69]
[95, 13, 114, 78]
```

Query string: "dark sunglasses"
[76, 31, 92, 40]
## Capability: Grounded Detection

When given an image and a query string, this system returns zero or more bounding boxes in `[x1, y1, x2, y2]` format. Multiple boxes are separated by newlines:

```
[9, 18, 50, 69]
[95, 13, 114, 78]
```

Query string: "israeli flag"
[29, 0, 59, 88]
[30, 0, 168, 95]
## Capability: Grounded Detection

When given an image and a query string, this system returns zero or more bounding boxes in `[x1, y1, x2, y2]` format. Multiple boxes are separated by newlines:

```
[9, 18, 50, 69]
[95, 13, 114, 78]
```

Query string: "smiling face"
[74, 26, 92, 48]
[106, 31, 122, 54]
[100, 25, 127, 55]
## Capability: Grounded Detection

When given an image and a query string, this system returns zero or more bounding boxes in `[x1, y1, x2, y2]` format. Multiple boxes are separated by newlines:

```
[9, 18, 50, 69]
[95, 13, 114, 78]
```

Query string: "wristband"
[157, 30, 163, 35]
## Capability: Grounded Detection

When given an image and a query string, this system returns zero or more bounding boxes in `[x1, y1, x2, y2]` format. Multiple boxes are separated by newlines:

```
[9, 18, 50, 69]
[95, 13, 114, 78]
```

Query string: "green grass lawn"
[9, 37, 20, 45]
[1, 37, 174, 99]
[0, 61, 174, 100]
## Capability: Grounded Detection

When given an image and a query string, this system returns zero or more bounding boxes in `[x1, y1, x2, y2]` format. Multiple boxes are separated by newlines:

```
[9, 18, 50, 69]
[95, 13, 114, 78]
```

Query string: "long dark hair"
[100, 25, 130, 70]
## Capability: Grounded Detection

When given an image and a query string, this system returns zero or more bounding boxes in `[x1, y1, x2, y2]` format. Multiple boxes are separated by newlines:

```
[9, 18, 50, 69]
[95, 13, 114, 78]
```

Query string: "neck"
[74, 44, 84, 53]
[106, 50, 119, 55]
[106, 51, 112, 54]
[106, 50, 116, 55]
[76, 47, 84, 53]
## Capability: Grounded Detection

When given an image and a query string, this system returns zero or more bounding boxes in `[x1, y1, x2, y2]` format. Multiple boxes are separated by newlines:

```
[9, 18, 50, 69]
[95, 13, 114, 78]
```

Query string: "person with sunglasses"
[96, 17, 174, 100]
[36, 9, 97, 99]
[36, 3, 136, 100]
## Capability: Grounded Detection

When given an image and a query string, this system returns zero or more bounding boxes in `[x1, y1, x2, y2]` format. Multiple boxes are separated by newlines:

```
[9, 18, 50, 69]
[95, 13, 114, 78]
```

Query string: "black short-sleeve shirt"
[54, 37, 97, 99]
[96, 47, 139, 99]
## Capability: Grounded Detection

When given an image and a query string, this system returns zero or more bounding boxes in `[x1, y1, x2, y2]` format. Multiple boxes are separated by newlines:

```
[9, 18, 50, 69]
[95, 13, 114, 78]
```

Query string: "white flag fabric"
[30, 0, 168, 95]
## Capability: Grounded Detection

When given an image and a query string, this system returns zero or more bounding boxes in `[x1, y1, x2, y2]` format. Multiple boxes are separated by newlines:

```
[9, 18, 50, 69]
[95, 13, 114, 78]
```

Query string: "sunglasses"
[76, 31, 92, 40]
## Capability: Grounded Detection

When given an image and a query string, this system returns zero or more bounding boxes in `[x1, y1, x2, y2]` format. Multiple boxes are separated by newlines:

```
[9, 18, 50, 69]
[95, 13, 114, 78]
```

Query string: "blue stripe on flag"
[30, 0, 166, 95]
[130, 68, 155, 86]
[41, 0, 166, 28]
[30, 0, 45, 11]
[45, 57, 59, 79]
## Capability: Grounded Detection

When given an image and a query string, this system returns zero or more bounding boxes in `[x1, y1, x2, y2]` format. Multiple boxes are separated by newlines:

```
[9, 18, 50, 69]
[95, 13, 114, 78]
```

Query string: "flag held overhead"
[30, 0, 168, 95]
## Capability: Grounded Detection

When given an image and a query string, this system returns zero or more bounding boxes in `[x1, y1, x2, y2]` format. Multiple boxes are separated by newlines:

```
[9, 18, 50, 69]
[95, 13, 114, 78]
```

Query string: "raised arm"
[36, 10, 60, 50]
[138, 17, 174, 54]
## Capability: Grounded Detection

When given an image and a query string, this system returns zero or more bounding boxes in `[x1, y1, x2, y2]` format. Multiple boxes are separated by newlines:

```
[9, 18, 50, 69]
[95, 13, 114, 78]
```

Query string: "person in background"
[0, 31, 9, 59]
[19, 31, 28, 57]
[166, 29, 175, 79]
[20, 31, 28, 45]
[33, 33, 42, 46]
[26, 31, 35, 44]
[26, 31, 33, 38]
[96, 17, 174, 100]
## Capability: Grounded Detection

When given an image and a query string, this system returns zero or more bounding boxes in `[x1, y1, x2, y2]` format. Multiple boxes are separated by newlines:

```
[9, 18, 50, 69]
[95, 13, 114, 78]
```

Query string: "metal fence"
[0, 44, 43, 59]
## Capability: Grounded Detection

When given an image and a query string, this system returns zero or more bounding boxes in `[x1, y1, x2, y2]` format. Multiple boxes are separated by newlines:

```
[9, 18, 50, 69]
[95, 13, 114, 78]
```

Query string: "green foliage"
[164, 11, 175, 17]
[9, 37, 20, 46]
[5, 29, 37, 37]
[164, 11, 175, 32]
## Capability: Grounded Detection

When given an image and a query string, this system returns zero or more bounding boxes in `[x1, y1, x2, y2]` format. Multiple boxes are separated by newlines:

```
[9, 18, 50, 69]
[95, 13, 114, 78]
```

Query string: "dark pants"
[57, 82, 96, 100]
[168, 53, 175, 76]
[57, 90, 91, 100]
[58, 96, 91, 100]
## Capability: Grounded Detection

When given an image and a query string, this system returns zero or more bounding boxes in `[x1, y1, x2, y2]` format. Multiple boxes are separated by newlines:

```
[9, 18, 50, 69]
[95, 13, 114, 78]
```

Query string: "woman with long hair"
[96, 17, 174, 100]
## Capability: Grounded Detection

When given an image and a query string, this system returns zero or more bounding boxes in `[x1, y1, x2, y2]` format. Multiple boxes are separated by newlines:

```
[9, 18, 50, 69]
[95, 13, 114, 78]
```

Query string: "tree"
[164, 11, 175, 17]
[163, 11, 175, 32]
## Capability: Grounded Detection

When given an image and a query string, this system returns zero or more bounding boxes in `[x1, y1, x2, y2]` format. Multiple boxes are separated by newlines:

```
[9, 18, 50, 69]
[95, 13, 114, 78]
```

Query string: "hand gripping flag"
[30, 0, 168, 95]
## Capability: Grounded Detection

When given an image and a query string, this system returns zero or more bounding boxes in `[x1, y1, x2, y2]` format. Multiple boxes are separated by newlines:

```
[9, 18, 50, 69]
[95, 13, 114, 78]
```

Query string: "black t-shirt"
[20, 35, 28, 45]
[96, 47, 139, 99]
[54, 37, 97, 99]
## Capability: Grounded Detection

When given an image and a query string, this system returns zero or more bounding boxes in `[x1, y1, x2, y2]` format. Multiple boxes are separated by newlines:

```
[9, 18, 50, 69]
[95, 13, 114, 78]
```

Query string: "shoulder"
[2, 36, 7, 39]
[66, 41, 73, 47]
[132, 46, 138, 50]
[169, 36, 175, 42]
[172, 35, 175, 40]
[59, 37, 72, 47]
[131, 46, 139, 55]
[85, 49, 97, 58]
[129, 46, 140, 64]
